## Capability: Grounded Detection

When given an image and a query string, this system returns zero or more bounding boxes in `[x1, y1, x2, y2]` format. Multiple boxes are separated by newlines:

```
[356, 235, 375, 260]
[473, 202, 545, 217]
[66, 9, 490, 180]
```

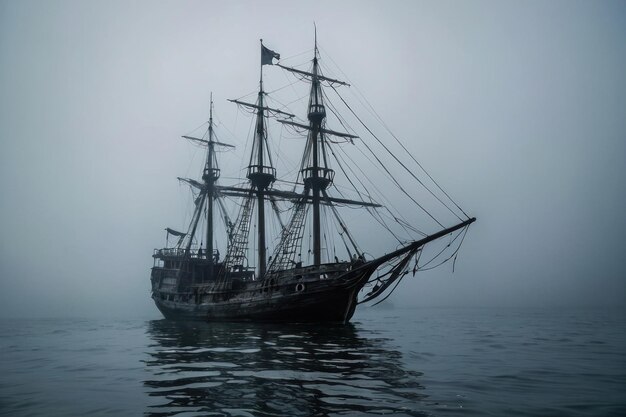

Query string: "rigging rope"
[417, 226, 470, 271]
[322, 189, 362, 256]
[327, 144, 407, 242]
[318, 51, 469, 220]
[331, 86, 463, 224]
[333, 136, 427, 237]
[354, 88, 470, 220]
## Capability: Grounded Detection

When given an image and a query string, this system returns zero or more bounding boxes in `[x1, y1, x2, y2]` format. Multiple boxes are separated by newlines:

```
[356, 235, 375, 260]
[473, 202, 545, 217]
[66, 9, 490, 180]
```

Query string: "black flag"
[261, 45, 280, 65]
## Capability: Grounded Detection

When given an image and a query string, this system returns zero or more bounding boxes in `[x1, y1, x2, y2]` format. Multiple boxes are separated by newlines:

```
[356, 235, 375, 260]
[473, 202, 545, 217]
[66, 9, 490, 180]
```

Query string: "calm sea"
[0, 307, 624, 416]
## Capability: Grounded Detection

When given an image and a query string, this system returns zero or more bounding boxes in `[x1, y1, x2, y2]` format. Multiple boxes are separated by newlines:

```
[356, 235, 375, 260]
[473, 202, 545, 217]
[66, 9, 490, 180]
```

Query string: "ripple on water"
[142, 320, 429, 416]
[1, 308, 624, 416]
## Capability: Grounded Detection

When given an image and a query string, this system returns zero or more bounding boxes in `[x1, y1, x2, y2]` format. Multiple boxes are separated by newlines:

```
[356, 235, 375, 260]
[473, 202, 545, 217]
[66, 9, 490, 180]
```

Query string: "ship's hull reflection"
[144, 320, 427, 416]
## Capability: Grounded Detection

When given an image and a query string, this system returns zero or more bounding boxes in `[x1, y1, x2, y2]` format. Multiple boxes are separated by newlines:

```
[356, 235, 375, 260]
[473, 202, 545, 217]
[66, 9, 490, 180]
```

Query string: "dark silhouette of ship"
[150, 36, 475, 323]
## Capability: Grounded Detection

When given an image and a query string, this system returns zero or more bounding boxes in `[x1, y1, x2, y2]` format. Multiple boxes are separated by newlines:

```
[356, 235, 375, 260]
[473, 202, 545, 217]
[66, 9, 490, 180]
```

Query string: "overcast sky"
[1, 0, 625, 318]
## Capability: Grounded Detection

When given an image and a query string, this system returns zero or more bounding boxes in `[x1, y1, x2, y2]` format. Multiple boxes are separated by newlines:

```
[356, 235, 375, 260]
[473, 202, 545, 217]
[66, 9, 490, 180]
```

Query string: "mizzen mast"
[181, 95, 234, 271]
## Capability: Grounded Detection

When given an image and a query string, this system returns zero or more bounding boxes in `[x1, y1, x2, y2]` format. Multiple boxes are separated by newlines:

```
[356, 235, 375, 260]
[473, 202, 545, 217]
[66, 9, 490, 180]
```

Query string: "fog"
[1, 0, 624, 318]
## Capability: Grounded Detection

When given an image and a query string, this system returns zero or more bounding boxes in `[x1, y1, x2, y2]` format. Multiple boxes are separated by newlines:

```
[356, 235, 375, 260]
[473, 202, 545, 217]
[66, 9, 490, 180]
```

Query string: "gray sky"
[1, 0, 625, 318]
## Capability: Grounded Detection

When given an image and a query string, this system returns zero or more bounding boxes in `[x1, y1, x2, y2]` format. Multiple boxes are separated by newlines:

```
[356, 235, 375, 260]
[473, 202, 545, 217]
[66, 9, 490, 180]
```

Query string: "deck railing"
[153, 248, 219, 259]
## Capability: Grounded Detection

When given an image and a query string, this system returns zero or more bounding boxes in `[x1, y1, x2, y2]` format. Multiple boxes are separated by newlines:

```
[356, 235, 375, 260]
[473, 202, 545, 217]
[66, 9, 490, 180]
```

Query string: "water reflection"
[144, 320, 426, 416]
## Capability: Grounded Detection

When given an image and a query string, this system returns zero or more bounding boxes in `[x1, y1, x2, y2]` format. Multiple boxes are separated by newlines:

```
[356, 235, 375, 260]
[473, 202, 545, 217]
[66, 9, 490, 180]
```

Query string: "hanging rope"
[331, 85, 464, 224]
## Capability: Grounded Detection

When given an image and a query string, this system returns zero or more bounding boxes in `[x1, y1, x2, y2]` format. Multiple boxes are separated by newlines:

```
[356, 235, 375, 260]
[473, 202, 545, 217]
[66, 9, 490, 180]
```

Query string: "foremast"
[278, 35, 355, 267]
[307, 41, 328, 267]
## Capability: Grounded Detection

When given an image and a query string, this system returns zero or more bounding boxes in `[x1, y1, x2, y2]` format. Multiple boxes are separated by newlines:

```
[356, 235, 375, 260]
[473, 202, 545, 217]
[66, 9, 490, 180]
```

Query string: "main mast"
[204, 94, 218, 269]
[246, 40, 276, 278]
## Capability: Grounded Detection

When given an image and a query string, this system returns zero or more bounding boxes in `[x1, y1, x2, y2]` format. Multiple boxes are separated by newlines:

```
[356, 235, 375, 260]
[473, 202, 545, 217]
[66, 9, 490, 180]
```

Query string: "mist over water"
[1, 0, 626, 319]
[1, 2, 625, 415]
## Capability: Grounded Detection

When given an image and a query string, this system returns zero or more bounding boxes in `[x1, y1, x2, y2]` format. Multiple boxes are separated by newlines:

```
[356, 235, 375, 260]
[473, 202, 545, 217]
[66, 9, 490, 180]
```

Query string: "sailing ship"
[150, 37, 475, 323]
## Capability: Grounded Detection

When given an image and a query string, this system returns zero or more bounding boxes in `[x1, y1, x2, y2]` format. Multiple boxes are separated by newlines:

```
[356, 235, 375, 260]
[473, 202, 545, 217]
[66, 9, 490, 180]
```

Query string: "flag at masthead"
[261, 43, 280, 65]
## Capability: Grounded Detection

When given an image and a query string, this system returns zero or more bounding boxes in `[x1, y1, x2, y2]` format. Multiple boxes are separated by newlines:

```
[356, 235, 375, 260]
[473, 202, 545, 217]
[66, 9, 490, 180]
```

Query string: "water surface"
[0, 307, 624, 416]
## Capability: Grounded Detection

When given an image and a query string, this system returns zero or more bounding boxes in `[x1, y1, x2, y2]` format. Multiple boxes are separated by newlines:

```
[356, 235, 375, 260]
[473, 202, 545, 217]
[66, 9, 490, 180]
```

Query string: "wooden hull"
[151, 265, 372, 324]
[153, 286, 359, 323]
